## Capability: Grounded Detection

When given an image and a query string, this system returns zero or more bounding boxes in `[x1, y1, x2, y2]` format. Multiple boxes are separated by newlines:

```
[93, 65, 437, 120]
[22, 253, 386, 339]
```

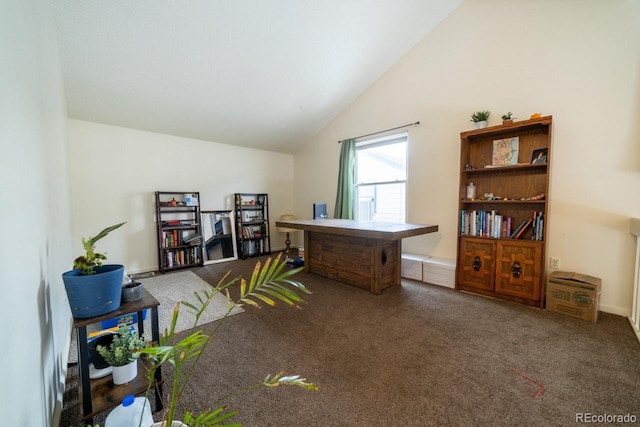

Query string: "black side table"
[72, 288, 163, 424]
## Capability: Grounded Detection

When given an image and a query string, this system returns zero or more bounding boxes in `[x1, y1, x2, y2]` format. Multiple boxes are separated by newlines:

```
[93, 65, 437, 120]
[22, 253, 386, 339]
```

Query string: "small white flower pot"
[474, 120, 488, 129]
[112, 360, 137, 385]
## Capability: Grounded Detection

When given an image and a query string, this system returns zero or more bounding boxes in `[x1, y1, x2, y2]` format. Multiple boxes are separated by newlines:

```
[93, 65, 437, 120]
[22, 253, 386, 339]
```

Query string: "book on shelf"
[514, 219, 533, 239]
[509, 220, 527, 238]
[530, 211, 544, 241]
[162, 220, 195, 226]
[183, 232, 202, 245]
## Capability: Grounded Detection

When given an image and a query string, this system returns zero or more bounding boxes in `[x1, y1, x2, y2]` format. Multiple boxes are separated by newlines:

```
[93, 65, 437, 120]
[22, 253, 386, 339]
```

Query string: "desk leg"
[303, 232, 310, 274]
[371, 239, 401, 294]
[77, 326, 93, 424]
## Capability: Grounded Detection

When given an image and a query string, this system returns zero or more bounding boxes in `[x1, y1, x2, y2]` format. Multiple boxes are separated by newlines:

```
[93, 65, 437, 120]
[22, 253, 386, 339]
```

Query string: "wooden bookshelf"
[155, 191, 204, 272]
[455, 116, 553, 308]
[234, 193, 271, 259]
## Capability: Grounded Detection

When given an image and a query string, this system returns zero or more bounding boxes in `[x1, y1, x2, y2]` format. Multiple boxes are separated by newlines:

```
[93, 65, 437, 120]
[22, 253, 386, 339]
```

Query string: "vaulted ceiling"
[54, 1, 461, 153]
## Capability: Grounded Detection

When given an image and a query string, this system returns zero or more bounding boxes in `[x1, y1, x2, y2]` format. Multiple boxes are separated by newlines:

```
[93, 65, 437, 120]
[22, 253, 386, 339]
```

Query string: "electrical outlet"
[550, 257, 560, 270]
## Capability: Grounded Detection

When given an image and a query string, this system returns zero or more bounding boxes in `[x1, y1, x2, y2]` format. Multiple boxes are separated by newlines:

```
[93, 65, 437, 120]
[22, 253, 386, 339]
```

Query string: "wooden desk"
[73, 288, 163, 424]
[274, 219, 438, 294]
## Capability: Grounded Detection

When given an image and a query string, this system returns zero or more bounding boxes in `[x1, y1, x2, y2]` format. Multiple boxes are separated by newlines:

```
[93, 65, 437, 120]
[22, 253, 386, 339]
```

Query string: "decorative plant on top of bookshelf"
[501, 112, 515, 124]
[62, 222, 127, 318]
[470, 110, 491, 129]
[137, 253, 317, 427]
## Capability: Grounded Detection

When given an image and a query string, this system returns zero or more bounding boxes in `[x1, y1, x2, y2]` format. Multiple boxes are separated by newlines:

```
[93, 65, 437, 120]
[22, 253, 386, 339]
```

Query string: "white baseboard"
[599, 304, 631, 317]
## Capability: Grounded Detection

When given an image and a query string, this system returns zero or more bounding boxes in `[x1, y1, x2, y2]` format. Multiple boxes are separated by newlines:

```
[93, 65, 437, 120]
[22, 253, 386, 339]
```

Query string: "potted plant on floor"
[470, 110, 491, 129]
[97, 325, 146, 385]
[62, 222, 126, 318]
[137, 253, 317, 427]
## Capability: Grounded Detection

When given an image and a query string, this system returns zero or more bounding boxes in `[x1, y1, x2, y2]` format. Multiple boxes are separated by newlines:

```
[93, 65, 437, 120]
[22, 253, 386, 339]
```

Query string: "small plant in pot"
[470, 110, 491, 129]
[62, 222, 127, 318]
[501, 112, 515, 125]
[471, 110, 491, 129]
[97, 325, 146, 385]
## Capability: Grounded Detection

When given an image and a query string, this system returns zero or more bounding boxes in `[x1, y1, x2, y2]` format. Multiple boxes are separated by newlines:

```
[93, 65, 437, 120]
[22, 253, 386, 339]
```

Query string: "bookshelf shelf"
[234, 193, 271, 259]
[155, 191, 204, 272]
[461, 200, 546, 205]
[455, 116, 553, 308]
[461, 163, 548, 174]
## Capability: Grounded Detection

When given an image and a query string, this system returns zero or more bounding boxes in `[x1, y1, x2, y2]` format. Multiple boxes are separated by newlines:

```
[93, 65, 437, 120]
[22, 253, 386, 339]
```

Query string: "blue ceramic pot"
[62, 264, 124, 318]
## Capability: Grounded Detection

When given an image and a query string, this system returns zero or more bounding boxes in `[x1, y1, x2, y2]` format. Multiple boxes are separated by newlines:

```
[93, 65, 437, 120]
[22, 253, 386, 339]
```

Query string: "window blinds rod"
[338, 121, 419, 143]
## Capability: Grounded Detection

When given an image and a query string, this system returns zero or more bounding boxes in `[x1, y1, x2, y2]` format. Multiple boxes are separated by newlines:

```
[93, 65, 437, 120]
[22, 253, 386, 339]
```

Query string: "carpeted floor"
[137, 269, 244, 334]
[60, 255, 640, 427]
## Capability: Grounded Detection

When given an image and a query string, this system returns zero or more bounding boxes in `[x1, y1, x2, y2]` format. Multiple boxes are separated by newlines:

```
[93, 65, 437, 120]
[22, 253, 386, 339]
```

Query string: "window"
[355, 132, 407, 223]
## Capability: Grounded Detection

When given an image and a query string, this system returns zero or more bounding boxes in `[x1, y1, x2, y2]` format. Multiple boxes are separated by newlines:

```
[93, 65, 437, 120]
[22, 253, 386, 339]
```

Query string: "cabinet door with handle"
[457, 237, 495, 291]
[495, 240, 542, 300]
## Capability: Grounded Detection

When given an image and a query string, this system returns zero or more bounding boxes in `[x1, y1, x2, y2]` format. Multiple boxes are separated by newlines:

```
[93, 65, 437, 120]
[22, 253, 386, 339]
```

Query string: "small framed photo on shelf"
[531, 148, 548, 164]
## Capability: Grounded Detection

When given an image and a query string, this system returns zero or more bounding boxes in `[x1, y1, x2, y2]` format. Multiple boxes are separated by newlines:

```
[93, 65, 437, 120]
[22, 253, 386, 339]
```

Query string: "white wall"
[0, 0, 74, 425]
[294, 0, 640, 315]
[67, 120, 295, 273]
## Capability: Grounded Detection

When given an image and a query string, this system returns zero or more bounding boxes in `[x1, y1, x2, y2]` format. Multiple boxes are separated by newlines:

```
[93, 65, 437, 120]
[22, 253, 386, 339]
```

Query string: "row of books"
[241, 225, 266, 239]
[242, 240, 267, 257]
[183, 232, 202, 246]
[161, 230, 202, 247]
[163, 247, 201, 268]
[460, 210, 544, 240]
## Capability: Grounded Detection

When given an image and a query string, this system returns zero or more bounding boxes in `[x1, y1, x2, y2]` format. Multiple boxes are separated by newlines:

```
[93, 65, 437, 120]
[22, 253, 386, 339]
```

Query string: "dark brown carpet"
[61, 255, 640, 426]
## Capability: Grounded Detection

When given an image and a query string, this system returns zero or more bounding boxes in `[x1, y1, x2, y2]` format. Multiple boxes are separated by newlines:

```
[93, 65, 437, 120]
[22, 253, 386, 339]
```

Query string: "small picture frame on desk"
[531, 148, 548, 164]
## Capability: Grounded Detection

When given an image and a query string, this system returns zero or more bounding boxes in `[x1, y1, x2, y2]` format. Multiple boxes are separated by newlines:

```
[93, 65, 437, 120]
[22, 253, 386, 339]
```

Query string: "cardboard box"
[546, 271, 601, 322]
[422, 257, 456, 289]
[401, 254, 429, 281]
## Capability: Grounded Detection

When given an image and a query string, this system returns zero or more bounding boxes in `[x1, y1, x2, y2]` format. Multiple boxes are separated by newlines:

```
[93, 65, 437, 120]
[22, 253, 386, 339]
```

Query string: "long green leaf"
[262, 371, 319, 391]
[87, 222, 126, 246]
[183, 407, 240, 427]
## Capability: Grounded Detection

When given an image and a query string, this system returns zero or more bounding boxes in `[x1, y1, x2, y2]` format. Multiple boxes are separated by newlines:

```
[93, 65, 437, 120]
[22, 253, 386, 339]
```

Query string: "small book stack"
[183, 233, 202, 246]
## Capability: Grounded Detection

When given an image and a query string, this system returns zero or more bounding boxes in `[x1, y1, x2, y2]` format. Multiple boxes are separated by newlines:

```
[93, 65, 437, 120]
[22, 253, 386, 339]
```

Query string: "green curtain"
[334, 138, 356, 219]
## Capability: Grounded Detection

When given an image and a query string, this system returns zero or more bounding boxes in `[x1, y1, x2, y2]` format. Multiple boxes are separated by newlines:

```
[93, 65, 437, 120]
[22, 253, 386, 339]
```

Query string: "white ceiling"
[54, 1, 461, 154]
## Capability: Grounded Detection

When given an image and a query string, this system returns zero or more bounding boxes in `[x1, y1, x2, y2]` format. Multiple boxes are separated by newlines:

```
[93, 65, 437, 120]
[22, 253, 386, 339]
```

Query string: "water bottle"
[466, 182, 476, 200]
[105, 394, 154, 427]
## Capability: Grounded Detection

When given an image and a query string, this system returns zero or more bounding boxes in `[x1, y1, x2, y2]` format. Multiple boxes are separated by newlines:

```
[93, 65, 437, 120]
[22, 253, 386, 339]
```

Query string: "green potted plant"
[97, 326, 146, 385]
[501, 112, 515, 125]
[470, 110, 491, 129]
[137, 253, 318, 427]
[62, 222, 127, 318]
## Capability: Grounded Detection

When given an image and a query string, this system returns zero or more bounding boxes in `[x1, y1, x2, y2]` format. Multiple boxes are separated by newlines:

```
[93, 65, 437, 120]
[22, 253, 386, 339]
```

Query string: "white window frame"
[355, 132, 408, 223]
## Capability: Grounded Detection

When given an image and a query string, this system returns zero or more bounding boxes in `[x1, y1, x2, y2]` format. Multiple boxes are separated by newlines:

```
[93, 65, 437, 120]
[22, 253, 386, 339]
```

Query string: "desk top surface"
[275, 219, 438, 240]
